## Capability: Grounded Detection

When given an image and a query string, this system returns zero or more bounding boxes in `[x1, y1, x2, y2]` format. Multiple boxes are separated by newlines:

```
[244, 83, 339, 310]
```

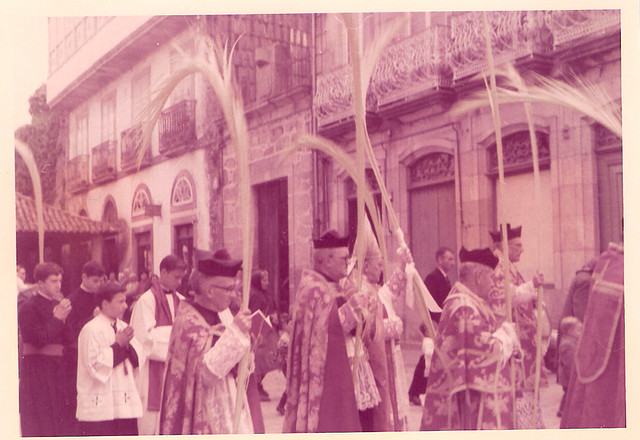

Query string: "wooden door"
[406, 180, 457, 341]
[256, 178, 289, 313]
[409, 182, 457, 282]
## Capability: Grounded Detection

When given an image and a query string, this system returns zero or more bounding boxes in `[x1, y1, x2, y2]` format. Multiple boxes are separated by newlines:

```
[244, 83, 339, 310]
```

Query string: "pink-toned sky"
[11, 15, 48, 129]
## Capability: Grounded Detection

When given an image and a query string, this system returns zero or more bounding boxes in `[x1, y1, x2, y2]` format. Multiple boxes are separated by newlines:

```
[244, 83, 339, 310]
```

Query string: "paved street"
[259, 342, 563, 432]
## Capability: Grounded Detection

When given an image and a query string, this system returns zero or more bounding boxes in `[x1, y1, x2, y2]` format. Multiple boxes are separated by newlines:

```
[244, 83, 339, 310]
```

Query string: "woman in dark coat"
[248, 270, 279, 400]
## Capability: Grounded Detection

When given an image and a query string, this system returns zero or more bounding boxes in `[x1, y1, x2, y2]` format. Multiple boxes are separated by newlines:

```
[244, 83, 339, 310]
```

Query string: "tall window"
[70, 110, 88, 158]
[101, 94, 116, 142]
[318, 14, 348, 72]
[169, 44, 195, 105]
[132, 69, 150, 123]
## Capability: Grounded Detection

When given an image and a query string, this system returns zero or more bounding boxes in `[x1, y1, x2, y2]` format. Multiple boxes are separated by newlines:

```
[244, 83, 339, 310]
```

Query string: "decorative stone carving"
[545, 10, 621, 47]
[409, 152, 455, 186]
[370, 26, 453, 106]
[487, 131, 550, 172]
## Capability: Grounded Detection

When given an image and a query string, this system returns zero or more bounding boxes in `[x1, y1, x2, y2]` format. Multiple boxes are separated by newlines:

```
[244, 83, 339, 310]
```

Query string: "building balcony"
[159, 100, 197, 156]
[447, 10, 619, 82]
[545, 10, 621, 48]
[313, 10, 620, 131]
[121, 124, 152, 171]
[370, 25, 455, 117]
[91, 140, 117, 183]
[66, 154, 89, 193]
[447, 11, 555, 82]
[314, 65, 379, 135]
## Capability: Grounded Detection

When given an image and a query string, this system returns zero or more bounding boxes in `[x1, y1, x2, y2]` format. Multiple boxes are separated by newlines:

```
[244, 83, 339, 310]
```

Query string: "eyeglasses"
[208, 284, 236, 292]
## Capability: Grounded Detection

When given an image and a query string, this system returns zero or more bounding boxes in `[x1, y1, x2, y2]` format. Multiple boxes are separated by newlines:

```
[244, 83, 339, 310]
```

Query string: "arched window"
[407, 152, 455, 189]
[486, 131, 550, 176]
[170, 170, 197, 212]
[131, 184, 152, 221]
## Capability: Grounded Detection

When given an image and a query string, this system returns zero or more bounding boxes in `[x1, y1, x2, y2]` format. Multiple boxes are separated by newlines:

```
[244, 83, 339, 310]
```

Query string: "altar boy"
[76, 281, 144, 436]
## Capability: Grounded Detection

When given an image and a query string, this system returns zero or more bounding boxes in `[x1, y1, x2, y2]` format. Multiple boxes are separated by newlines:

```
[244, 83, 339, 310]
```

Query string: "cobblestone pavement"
[259, 342, 563, 433]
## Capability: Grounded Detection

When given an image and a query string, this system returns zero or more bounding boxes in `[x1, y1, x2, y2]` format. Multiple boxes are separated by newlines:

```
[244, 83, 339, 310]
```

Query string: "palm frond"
[360, 17, 406, 106]
[135, 33, 254, 434]
[280, 135, 386, 249]
[15, 138, 44, 263]
[452, 64, 622, 138]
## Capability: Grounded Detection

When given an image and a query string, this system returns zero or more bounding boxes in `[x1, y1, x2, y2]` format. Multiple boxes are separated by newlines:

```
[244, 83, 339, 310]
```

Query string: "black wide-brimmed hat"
[459, 247, 500, 270]
[489, 223, 522, 242]
[197, 248, 242, 277]
[313, 229, 350, 249]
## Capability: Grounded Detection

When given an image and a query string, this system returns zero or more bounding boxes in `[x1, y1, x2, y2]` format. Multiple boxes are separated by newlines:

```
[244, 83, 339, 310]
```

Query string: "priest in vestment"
[159, 250, 254, 434]
[342, 229, 412, 431]
[560, 242, 625, 428]
[283, 230, 362, 433]
[489, 224, 546, 428]
[421, 247, 519, 430]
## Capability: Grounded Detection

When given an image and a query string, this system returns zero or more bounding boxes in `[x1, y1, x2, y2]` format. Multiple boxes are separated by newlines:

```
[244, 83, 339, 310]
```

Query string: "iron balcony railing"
[159, 100, 197, 156]
[121, 123, 152, 171]
[91, 140, 117, 183]
[67, 154, 89, 193]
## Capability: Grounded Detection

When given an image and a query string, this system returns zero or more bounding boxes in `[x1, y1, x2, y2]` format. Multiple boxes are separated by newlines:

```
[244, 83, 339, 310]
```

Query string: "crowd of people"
[16, 222, 625, 436]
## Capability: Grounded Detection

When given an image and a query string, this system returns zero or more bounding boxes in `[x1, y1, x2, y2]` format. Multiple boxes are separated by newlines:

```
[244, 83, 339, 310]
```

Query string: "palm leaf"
[280, 135, 386, 247]
[136, 33, 253, 434]
[481, 12, 514, 429]
[452, 64, 622, 137]
[15, 138, 44, 263]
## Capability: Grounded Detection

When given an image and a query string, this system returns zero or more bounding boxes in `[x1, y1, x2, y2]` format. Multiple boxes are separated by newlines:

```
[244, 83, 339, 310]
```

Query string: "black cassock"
[18, 293, 73, 437]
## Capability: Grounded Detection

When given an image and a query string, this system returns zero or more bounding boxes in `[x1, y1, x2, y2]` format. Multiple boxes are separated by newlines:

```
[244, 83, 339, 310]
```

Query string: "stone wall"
[221, 89, 314, 300]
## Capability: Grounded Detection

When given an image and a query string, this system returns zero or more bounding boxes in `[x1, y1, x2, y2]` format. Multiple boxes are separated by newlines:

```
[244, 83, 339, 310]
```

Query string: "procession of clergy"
[17, 220, 625, 436]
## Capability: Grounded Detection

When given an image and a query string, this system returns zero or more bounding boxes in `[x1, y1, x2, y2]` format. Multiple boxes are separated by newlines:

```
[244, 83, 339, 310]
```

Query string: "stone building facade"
[313, 10, 621, 333]
[46, 11, 621, 332]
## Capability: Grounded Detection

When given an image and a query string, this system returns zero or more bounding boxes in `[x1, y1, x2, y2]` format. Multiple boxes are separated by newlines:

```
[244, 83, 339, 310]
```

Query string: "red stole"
[148, 285, 180, 411]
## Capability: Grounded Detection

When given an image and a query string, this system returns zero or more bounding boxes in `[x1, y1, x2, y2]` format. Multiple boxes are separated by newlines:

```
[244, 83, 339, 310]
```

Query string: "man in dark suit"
[408, 247, 455, 405]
